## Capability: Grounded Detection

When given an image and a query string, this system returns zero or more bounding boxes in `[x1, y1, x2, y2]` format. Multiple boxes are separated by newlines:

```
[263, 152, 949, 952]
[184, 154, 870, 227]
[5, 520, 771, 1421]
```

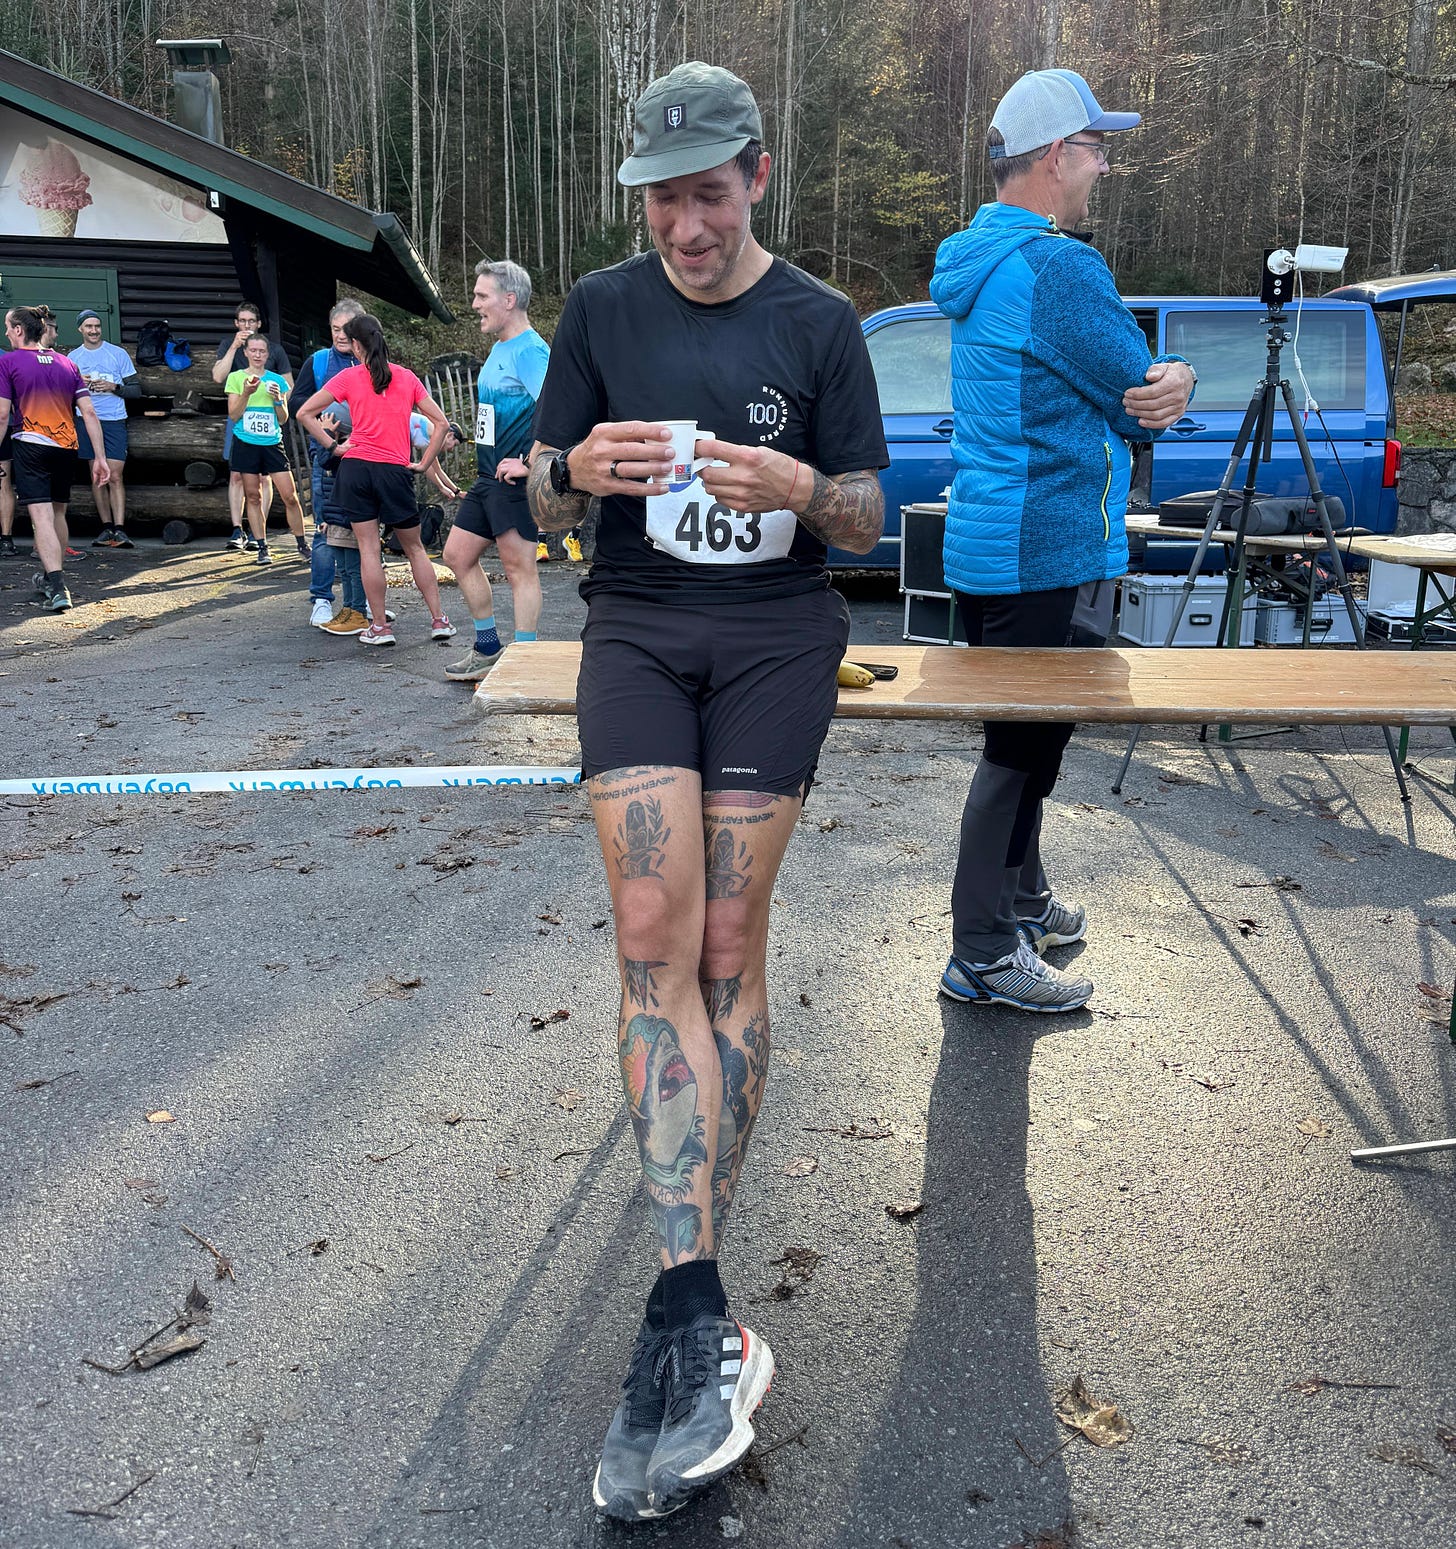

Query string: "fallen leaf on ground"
[134, 1331, 206, 1370]
[553, 1088, 581, 1111]
[886, 1199, 924, 1220]
[818, 817, 840, 832]
[784, 1155, 818, 1177]
[15, 1069, 78, 1090]
[1416, 982, 1449, 1000]
[529, 1009, 571, 1028]
[1369, 1442, 1439, 1474]
[799, 992, 812, 1007]
[760, 1245, 821, 1300]
[804, 1120, 894, 1140]
[1296, 1116, 1333, 1140]
[537, 912, 562, 925]
[496, 1166, 515, 1181]
[146, 1110, 176, 1124]
[1054, 1375, 1134, 1447]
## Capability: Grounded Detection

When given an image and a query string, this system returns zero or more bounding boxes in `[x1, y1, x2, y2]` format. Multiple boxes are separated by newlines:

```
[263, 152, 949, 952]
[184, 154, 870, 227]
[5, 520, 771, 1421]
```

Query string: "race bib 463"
[645, 475, 796, 565]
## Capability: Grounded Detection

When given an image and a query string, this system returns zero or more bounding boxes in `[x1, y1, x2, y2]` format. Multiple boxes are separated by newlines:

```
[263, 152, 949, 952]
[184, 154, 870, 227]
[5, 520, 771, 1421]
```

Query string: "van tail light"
[1382, 439, 1402, 488]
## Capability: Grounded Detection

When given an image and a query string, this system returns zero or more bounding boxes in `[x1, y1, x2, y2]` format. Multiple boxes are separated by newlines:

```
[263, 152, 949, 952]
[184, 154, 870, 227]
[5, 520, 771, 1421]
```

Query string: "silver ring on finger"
[609, 459, 620, 480]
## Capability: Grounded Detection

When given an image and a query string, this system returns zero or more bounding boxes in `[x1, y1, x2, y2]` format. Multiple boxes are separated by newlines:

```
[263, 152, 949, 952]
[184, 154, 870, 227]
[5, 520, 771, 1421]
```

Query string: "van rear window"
[866, 316, 952, 416]
[1165, 309, 1367, 412]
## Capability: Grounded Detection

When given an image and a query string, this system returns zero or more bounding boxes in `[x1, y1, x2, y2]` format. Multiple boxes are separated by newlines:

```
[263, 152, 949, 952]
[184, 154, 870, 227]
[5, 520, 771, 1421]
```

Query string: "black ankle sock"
[662, 1259, 728, 1328]
[645, 1269, 667, 1330]
[44, 569, 64, 587]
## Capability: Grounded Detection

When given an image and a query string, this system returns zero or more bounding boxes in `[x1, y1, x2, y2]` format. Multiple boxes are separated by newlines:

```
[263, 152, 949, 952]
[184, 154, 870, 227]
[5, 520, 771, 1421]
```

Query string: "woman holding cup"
[225, 334, 308, 565]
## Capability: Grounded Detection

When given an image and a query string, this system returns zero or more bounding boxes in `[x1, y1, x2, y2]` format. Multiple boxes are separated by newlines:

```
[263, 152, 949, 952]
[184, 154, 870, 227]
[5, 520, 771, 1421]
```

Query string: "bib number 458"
[674, 500, 762, 555]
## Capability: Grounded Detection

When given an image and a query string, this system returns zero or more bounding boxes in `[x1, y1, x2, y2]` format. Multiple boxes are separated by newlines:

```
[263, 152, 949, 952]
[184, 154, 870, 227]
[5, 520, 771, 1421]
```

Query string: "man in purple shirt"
[0, 306, 110, 610]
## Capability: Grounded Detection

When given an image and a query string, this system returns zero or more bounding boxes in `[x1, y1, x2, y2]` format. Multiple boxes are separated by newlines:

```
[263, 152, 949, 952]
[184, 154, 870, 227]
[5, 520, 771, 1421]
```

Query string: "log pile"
[74, 361, 309, 536]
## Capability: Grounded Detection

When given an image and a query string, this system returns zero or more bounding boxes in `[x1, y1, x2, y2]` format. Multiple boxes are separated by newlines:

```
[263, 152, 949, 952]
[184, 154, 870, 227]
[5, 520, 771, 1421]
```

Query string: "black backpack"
[135, 319, 172, 367]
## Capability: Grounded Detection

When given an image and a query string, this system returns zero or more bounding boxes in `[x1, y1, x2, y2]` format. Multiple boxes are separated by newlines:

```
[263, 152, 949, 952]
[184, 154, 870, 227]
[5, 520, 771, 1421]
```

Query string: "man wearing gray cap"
[931, 69, 1196, 1014]
[528, 60, 888, 1523]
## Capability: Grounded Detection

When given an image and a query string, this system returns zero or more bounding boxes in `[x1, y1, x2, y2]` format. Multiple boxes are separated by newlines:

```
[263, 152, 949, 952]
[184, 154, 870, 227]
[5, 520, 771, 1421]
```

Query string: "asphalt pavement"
[1, 537, 1454, 1549]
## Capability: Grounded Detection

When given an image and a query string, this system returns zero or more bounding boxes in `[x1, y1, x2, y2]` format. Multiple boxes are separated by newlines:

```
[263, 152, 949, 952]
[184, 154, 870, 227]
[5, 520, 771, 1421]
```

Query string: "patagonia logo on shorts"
[720, 765, 759, 775]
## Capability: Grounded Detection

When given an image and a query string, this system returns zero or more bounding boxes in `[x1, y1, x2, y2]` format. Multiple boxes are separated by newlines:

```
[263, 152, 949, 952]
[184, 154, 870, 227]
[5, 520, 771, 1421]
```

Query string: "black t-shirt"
[533, 253, 888, 604]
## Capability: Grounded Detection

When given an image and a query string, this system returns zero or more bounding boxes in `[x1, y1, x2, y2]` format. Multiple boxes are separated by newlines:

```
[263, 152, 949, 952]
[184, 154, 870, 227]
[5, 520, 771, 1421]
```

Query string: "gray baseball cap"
[617, 62, 762, 187]
[990, 69, 1140, 159]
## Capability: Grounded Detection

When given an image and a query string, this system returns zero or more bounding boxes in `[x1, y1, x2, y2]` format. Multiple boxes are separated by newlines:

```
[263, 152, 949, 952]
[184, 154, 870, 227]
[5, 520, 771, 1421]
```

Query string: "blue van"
[850, 291, 1407, 569]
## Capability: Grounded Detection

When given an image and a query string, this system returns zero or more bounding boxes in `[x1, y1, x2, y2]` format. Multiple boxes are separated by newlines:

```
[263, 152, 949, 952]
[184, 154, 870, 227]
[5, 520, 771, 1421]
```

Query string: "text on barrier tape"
[0, 764, 583, 797]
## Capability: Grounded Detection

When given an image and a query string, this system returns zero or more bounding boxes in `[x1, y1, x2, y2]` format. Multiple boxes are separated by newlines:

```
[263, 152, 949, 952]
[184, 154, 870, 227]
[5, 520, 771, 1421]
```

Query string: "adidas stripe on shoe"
[645, 1316, 774, 1515]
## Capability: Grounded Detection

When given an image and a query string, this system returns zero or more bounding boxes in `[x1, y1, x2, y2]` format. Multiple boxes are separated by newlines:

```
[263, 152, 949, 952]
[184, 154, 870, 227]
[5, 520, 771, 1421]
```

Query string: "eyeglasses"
[1064, 138, 1111, 165]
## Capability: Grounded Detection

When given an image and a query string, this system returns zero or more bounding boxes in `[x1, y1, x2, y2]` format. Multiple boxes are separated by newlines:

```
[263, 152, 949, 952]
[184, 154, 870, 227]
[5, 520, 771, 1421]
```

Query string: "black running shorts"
[12, 440, 76, 505]
[333, 458, 419, 529]
[452, 476, 537, 543]
[229, 440, 288, 476]
[577, 587, 851, 796]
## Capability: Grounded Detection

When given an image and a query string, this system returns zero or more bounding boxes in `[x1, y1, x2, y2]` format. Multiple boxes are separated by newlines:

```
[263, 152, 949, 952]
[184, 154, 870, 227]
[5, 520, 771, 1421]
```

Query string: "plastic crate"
[1253, 595, 1365, 645]
[1116, 574, 1255, 647]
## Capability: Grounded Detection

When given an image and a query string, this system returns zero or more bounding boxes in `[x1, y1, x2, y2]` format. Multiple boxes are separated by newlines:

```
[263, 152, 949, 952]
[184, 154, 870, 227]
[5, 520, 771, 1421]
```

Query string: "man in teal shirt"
[442, 259, 550, 682]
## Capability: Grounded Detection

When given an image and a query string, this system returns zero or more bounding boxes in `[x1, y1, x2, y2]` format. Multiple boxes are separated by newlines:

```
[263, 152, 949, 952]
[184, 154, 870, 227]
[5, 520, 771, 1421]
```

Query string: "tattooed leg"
[592, 766, 721, 1266]
[699, 790, 805, 1244]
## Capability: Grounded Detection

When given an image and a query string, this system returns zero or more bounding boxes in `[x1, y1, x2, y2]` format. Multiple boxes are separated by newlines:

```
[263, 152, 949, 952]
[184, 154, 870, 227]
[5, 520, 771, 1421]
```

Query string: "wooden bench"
[474, 641, 1456, 727]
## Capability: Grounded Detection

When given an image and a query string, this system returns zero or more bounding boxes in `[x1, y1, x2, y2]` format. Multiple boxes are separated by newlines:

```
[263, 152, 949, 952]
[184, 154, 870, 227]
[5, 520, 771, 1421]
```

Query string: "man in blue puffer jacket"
[932, 68, 1196, 1012]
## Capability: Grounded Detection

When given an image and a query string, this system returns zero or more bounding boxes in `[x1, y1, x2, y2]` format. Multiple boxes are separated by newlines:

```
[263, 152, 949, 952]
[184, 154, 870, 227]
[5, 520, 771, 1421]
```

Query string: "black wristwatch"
[548, 444, 579, 495]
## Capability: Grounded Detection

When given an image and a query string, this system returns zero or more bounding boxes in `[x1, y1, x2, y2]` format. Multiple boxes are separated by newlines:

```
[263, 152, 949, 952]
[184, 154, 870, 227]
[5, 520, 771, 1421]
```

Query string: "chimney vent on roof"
[156, 39, 232, 145]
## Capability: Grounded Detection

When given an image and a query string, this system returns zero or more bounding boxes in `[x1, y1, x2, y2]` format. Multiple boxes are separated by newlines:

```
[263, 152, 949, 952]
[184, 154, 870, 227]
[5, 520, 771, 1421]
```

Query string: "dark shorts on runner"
[77, 420, 128, 462]
[453, 476, 537, 543]
[333, 459, 419, 529]
[12, 440, 77, 506]
[229, 441, 289, 477]
[577, 587, 851, 796]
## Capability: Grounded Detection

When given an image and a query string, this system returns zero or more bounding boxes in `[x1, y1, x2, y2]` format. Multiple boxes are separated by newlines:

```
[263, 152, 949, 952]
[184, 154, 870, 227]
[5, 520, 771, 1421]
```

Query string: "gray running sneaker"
[593, 1320, 671, 1522]
[645, 1317, 774, 1515]
[43, 578, 73, 612]
[940, 938, 1091, 1012]
[444, 646, 502, 682]
[1019, 895, 1088, 954]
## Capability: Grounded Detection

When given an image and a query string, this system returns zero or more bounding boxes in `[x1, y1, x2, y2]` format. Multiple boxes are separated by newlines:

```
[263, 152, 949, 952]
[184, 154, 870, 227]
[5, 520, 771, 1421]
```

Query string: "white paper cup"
[660, 420, 716, 484]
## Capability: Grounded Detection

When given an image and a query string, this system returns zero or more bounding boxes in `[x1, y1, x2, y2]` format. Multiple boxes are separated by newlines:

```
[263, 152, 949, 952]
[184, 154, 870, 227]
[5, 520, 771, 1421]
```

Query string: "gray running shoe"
[43, 579, 73, 612]
[593, 1320, 671, 1522]
[1019, 895, 1088, 954]
[255, 543, 273, 566]
[940, 938, 1091, 1012]
[0, 534, 17, 558]
[645, 1317, 774, 1515]
[444, 646, 502, 682]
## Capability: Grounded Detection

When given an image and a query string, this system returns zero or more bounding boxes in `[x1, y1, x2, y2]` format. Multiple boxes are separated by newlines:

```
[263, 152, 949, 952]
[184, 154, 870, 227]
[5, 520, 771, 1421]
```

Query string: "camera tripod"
[1111, 300, 1411, 802]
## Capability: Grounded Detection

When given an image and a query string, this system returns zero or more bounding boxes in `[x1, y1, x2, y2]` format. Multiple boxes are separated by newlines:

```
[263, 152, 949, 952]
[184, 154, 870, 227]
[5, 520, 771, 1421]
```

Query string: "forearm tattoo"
[794, 468, 885, 556]
[526, 444, 590, 532]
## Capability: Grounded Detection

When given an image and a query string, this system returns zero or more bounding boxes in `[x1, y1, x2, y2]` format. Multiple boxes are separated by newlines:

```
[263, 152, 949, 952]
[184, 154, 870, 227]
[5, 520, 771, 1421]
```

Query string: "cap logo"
[664, 103, 686, 131]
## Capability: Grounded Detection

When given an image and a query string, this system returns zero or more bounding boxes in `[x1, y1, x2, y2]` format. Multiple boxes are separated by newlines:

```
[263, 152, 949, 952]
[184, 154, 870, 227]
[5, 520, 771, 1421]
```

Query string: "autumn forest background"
[4, 0, 1452, 345]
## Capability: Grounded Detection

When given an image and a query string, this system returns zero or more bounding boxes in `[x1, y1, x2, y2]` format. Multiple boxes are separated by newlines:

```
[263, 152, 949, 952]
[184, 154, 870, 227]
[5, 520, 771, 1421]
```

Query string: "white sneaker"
[310, 598, 334, 628]
[363, 605, 397, 623]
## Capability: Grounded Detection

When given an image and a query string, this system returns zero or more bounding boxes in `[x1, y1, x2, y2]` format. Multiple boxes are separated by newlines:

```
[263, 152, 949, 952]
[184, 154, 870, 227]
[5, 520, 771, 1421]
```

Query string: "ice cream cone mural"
[19, 138, 92, 238]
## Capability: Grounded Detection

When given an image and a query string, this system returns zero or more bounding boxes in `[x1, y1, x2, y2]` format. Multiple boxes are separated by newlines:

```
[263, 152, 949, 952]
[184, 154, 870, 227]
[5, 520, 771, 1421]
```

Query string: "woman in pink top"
[297, 314, 455, 648]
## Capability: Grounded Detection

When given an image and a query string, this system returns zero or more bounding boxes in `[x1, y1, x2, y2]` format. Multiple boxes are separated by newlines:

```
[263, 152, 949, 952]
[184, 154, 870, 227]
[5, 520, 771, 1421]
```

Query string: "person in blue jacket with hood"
[931, 68, 1196, 1013]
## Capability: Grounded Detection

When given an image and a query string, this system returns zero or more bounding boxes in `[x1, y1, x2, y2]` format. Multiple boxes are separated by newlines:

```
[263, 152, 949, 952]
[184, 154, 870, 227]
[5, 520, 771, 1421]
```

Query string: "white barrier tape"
[0, 764, 583, 797]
